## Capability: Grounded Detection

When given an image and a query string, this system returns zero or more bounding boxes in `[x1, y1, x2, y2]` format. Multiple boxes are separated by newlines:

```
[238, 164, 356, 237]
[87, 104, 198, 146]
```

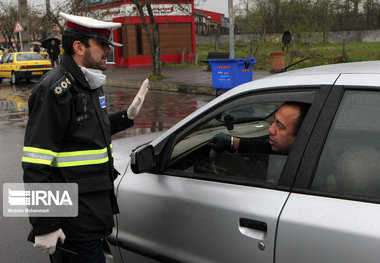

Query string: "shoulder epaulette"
[50, 74, 72, 95]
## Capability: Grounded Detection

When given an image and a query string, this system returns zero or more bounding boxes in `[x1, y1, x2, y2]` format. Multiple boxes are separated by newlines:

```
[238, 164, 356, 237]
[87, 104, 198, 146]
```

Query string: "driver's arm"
[208, 133, 270, 153]
[208, 133, 234, 151]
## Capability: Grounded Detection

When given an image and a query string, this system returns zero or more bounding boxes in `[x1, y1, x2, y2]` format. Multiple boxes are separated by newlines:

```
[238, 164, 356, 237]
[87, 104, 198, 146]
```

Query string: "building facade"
[194, 9, 228, 35]
[85, 0, 195, 68]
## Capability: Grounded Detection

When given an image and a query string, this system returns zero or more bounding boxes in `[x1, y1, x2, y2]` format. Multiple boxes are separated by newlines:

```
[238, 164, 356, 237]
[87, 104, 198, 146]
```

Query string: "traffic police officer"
[22, 12, 149, 262]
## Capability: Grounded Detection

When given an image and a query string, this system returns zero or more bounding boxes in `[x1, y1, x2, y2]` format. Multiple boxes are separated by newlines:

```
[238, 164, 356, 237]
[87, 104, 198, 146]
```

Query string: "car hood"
[112, 132, 164, 174]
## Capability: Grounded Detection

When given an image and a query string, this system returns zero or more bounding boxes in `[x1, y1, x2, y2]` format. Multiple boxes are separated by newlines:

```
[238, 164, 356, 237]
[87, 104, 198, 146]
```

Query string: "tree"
[235, 0, 255, 34]
[0, 2, 18, 47]
[29, 10, 45, 41]
[130, 0, 162, 78]
[48, 0, 89, 35]
[129, 0, 195, 78]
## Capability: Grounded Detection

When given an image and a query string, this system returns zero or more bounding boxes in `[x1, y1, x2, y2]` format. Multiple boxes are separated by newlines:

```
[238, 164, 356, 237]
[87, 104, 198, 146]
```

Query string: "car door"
[112, 86, 330, 263]
[0, 54, 14, 78]
[276, 75, 380, 263]
[0, 54, 10, 78]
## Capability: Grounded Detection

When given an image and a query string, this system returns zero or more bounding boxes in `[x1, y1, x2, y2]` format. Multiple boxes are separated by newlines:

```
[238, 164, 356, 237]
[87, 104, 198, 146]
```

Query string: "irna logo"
[3, 183, 78, 217]
[8, 189, 73, 206]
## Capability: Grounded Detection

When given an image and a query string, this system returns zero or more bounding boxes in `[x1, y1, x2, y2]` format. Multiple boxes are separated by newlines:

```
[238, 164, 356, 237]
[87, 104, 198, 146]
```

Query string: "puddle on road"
[104, 86, 214, 139]
[0, 84, 31, 126]
[0, 83, 214, 139]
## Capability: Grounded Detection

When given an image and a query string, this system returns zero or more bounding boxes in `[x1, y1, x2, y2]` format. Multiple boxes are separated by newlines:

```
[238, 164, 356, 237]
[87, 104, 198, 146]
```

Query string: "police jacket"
[22, 52, 134, 241]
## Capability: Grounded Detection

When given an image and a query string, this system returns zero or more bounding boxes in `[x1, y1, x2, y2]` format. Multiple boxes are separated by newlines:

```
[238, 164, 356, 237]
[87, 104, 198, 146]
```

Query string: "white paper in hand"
[127, 79, 149, 119]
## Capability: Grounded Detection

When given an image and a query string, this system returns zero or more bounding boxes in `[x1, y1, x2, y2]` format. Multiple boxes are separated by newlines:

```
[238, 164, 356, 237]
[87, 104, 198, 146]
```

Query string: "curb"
[105, 79, 216, 96]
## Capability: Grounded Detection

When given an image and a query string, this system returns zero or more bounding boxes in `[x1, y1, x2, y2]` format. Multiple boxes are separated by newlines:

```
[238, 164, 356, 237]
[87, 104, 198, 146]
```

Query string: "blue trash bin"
[209, 58, 256, 91]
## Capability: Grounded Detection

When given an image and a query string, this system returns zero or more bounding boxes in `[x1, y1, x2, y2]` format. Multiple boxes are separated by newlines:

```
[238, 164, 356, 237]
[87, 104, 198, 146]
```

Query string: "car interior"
[168, 102, 287, 184]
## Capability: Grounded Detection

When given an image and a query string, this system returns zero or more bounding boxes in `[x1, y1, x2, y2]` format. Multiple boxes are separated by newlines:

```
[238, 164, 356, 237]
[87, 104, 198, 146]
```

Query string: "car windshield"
[17, 53, 44, 61]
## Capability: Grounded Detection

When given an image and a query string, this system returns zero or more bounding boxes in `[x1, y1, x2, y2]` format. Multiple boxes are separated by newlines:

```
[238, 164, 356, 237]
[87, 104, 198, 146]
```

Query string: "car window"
[167, 101, 288, 185]
[312, 90, 380, 198]
[3, 54, 13, 63]
[2, 55, 9, 63]
[17, 53, 44, 61]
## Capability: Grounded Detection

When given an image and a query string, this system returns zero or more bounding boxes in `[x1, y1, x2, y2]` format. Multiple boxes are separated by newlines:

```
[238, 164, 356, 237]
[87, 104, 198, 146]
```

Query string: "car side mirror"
[130, 144, 156, 174]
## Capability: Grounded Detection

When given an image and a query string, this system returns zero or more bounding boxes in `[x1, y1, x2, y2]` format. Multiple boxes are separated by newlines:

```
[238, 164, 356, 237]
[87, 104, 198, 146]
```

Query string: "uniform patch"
[51, 75, 72, 95]
[99, 96, 106, 108]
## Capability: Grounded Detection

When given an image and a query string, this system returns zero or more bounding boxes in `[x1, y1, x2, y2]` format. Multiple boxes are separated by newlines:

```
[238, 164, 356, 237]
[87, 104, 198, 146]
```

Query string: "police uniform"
[22, 13, 134, 261]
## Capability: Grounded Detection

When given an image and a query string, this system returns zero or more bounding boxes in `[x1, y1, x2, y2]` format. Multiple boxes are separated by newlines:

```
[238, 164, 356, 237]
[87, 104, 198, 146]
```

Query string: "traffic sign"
[14, 21, 24, 32]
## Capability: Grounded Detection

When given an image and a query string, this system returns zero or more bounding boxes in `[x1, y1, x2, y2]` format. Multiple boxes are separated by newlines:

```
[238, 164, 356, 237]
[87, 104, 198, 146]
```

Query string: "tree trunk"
[146, 1, 161, 75]
[131, 0, 162, 77]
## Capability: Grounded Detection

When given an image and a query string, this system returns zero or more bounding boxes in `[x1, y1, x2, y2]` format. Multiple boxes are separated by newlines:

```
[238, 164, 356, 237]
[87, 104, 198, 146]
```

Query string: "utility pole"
[45, 0, 51, 37]
[18, 0, 30, 51]
[228, 0, 234, 59]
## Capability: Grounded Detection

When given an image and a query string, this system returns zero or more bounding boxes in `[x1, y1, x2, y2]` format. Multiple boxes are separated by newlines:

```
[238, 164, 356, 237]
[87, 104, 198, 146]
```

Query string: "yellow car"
[0, 52, 52, 84]
[40, 51, 48, 59]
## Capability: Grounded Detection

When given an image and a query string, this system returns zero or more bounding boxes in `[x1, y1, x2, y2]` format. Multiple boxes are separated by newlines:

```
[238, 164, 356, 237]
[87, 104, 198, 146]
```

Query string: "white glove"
[127, 79, 149, 119]
[34, 228, 66, 254]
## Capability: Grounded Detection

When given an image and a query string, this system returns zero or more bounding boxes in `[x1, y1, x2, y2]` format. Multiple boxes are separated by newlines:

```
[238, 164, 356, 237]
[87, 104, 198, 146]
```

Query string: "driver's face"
[83, 38, 112, 71]
[268, 104, 300, 154]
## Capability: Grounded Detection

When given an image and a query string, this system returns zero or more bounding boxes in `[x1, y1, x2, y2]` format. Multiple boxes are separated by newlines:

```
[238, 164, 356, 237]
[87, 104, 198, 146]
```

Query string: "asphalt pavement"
[0, 122, 49, 263]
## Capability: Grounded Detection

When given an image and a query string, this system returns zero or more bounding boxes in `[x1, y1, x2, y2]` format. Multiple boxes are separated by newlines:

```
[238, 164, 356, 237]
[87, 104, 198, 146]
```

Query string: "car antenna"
[281, 57, 311, 72]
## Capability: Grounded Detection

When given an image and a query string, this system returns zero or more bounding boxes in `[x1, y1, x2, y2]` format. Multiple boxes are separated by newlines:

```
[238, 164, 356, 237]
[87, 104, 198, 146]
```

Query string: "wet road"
[0, 79, 213, 262]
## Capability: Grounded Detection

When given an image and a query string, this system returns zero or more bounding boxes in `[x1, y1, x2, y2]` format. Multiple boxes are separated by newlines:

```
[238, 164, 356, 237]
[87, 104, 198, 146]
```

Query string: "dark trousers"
[50, 58, 58, 68]
[49, 239, 105, 263]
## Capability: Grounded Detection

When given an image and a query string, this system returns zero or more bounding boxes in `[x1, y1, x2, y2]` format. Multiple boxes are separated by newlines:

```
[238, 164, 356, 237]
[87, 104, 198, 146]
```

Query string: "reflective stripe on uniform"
[22, 145, 112, 167]
[22, 147, 56, 165]
[55, 148, 108, 167]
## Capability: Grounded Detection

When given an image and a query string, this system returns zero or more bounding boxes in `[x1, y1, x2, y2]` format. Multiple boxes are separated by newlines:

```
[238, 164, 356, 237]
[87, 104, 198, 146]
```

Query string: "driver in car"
[208, 102, 310, 155]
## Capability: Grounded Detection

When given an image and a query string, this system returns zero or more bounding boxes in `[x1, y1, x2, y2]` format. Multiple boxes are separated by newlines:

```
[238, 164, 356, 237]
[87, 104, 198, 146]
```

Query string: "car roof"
[225, 60, 380, 96]
[280, 60, 380, 75]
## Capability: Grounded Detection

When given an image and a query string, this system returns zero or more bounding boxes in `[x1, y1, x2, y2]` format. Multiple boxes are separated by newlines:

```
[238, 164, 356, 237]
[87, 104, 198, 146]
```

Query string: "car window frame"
[7, 54, 14, 63]
[293, 85, 380, 204]
[2, 54, 11, 63]
[157, 87, 329, 190]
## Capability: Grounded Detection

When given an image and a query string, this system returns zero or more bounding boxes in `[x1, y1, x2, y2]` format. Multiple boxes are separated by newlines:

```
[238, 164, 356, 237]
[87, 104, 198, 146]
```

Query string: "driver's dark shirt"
[236, 136, 285, 182]
[237, 136, 274, 154]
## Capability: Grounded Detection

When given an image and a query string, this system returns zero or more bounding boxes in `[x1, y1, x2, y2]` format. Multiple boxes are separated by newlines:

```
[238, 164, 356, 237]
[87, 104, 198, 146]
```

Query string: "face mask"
[80, 66, 106, 89]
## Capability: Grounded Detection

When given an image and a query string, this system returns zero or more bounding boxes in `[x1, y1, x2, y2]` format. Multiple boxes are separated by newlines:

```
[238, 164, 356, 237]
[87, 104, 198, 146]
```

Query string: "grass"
[148, 72, 166, 80]
[164, 41, 380, 71]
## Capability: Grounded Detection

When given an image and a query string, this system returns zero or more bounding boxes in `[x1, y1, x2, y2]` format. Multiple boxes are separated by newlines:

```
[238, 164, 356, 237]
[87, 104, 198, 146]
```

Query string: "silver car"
[106, 61, 380, 263]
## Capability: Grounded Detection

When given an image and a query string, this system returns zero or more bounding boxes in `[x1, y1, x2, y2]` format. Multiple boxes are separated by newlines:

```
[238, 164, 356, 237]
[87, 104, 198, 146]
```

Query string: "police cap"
[60, 12, 122, 47]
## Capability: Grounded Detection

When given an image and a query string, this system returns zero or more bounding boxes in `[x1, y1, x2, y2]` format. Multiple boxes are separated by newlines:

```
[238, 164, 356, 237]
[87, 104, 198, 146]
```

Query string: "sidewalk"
[104, 66, 273, 95]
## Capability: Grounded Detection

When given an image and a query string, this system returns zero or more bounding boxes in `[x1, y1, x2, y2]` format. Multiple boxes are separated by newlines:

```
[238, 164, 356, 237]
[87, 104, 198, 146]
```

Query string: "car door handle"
[239, 218, 267, 240]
